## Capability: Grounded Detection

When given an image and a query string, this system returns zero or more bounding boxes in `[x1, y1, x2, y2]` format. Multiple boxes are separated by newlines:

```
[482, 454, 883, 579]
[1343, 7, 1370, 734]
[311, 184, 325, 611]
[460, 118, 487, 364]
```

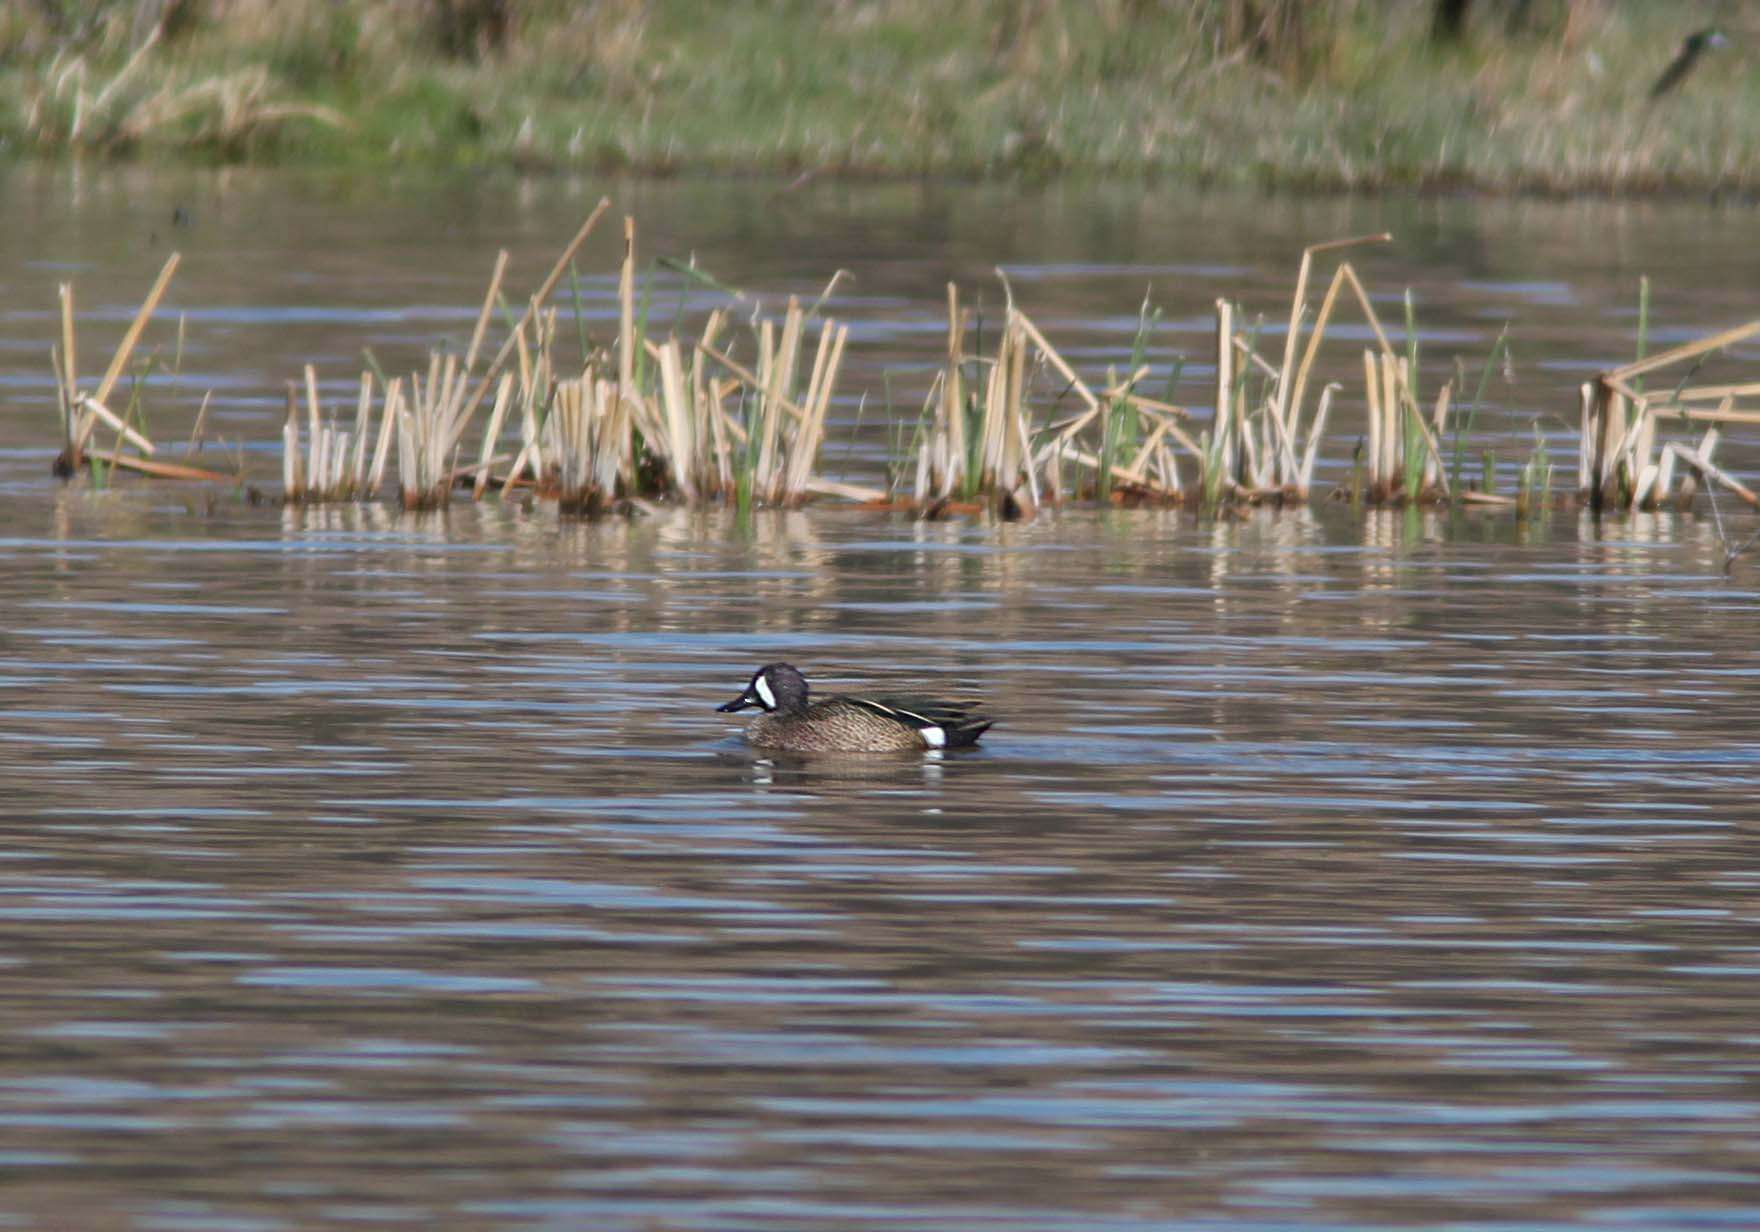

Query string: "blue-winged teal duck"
[717, 663, 993, 753]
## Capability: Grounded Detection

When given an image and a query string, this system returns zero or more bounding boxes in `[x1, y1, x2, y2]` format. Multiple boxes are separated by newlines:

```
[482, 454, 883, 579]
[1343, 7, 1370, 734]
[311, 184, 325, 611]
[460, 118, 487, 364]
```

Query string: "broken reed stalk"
[1665, 436, 1757, 507]
[1277, 234, 1392, 497]
[85, 450, 232, 483]
[53, 252, 183, 478]
[1582, 316, 1760, 511]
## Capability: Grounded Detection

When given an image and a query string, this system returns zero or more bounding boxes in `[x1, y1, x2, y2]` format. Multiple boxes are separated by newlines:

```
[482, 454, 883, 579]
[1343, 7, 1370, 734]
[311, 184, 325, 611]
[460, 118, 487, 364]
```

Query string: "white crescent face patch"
[754, 674, 777, 710]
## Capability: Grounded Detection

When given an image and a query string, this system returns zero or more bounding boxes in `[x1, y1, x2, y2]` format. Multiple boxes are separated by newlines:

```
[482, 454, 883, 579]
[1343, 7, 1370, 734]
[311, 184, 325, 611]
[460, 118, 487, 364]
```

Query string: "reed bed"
[44, 224, 1760, 525]
[905, 234, 1463, 513]
[904, 283, 1208, 515]
[1220, 235, 1466, 509]
[286, 207, 860, 514]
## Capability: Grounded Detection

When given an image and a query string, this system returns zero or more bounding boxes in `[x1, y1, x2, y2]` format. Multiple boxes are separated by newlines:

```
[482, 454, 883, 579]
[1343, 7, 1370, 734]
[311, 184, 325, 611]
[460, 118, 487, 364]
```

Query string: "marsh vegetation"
[47, 205, 1760, 532]
[4, 1, 1754, 193]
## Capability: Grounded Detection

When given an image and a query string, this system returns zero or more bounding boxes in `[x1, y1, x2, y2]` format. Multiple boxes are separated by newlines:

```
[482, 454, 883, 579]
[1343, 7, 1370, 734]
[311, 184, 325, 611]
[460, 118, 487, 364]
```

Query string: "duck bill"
[717, 689, 758, 713]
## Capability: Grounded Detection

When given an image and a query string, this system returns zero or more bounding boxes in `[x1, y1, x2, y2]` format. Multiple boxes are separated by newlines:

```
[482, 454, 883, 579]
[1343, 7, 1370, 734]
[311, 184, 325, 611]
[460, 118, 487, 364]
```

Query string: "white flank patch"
[920, 725, 947, 749]
[754, 675, 777, 710]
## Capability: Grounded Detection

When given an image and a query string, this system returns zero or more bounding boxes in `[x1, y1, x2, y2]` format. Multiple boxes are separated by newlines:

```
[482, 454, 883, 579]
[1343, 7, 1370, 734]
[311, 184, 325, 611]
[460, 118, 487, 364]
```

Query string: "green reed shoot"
[1098, 365, 1120, 502]
[1398, 288, 1429, 500]
[735, 384, 758, 515]
[1451, 324, 1510, 498]
[1404, 288, 1420, 375]
[1516, 420, 1553, 517]
[834, 390, 868, 482]
[1241, 313, 1264, 411]
[960, 321, 986, 502]
[633, 267, 656, 394]
[361, 347, 392, 394]
[961, 379, 983, 502]
[905, 391, 935, 499]
[659, 260, 693, 343]
[172, 314, 186, 400]
[1202, 427, 1226, 510]
[805, 269, 848, 322]
[1120, 294, 1159, 458]
[103, 373, 143, 476]
[881, 368, 915, 496]
[1402, 402, 1428, 501]
[567, 260, 592, 359]
[658, 256, 744, 301]
[1233, 310, 1260, 489]
[1162, 353, 1186, 404]
[1634, 274, 1650, 395]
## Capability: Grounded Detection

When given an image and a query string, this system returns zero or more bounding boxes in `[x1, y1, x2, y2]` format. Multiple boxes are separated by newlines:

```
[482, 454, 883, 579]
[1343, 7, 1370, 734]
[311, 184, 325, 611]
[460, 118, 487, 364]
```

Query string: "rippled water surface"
[3, 168, 1760, 1229]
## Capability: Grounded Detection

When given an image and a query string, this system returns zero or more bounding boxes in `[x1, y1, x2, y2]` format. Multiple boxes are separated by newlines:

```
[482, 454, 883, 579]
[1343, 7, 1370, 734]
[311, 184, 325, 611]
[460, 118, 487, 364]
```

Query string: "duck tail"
[943, 717, 993, 748]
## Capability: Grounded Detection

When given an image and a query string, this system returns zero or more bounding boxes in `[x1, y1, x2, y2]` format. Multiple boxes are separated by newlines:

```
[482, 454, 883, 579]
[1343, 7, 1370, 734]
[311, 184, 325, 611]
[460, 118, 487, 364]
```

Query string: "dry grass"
[14, 20, 346, 153]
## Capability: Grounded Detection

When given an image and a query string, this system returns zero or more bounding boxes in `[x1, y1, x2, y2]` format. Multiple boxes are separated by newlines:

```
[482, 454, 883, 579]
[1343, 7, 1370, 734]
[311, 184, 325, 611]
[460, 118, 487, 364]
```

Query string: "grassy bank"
[3, 1, 1757, 193]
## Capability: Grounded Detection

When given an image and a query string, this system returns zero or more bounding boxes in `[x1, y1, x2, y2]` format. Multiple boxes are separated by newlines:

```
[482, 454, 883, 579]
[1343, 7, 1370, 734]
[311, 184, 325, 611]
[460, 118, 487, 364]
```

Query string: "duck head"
[717, 663, 809, 714]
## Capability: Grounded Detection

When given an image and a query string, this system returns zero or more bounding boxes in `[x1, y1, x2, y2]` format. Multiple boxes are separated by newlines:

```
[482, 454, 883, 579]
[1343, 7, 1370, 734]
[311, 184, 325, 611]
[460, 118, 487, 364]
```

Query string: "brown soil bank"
[1, 1, 1753, 194]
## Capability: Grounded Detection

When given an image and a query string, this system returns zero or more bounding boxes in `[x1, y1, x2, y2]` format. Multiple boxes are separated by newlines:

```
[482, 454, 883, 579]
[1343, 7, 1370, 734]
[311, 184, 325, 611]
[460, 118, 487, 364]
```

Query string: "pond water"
[2, 167, 1760, 1229]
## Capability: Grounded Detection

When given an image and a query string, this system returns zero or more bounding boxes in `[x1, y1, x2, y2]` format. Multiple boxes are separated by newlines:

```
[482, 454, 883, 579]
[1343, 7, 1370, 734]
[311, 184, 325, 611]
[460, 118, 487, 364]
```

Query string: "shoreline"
[5, 2, 1757, 202]
[6, 149, 1760, 207]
